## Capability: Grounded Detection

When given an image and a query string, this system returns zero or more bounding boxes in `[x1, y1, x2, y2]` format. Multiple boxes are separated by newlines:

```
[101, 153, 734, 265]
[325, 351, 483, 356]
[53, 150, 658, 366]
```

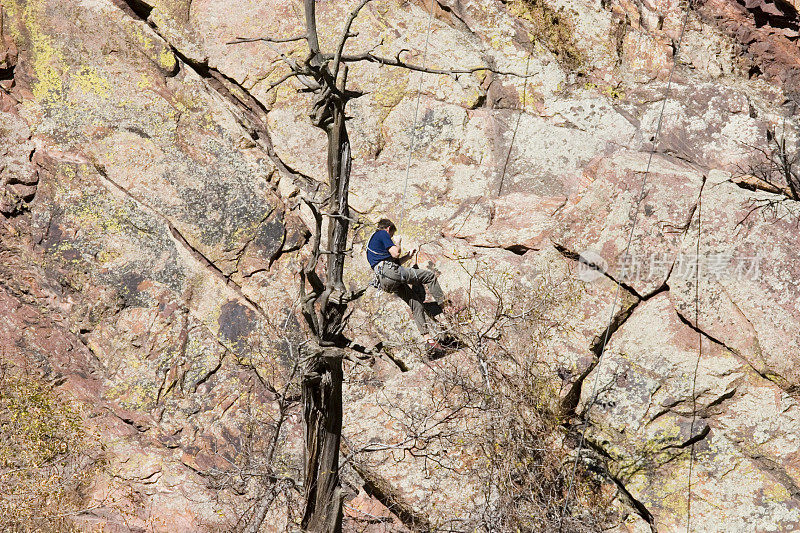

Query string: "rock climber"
[366, 218, 448, 353]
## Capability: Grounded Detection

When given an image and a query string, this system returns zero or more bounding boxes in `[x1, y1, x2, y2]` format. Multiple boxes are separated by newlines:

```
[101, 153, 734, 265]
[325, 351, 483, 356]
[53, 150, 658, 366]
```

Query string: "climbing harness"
[368, 260, 385, 289]
[558, 2, 695, 531]
[370, 259, 403, 291]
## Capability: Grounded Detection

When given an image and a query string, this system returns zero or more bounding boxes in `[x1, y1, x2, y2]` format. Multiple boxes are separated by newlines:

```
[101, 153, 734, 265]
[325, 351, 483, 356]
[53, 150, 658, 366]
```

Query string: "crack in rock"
[559, 294, 640, 418]
[673, 308, 793, 394]
[608, 470, 658, 533]
[116, 0, 319, 198]
[729, 438, 800, 503]
[576, 436, 658, 532]
[553, 243, 647, 299]
[89, 162, 267, 317]
[662, 423, 711, 450]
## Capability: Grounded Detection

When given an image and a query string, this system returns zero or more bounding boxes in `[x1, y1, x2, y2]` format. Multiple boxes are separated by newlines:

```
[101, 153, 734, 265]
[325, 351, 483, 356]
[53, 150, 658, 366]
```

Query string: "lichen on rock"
[1, 0, 800, 530]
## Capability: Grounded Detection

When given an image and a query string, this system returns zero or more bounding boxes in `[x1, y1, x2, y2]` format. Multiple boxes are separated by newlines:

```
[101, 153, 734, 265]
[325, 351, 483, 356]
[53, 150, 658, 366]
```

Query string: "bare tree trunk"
[326, 99, 351, 296]
[321, 99, 351, 342]
[301, 3, 351, 521]
[302, 101, 349, 531]
[226, 0, 529, 527]
[301, 350, 343, 532]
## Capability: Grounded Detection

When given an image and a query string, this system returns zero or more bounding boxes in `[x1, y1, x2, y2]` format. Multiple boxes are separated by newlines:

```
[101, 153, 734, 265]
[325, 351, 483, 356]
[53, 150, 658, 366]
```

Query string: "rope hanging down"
[451, 51, 533, 239]
[557, 2, 694, 531]
[398, 3, 435, 230]
[399, 3, 535, 235]
[686, 173, 703, 532]
[497, 53, 532, 197]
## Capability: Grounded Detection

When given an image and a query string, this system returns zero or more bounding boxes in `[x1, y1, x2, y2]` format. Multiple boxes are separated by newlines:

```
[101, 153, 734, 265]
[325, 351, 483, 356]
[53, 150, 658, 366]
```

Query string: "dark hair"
[377, 218, 396, 232]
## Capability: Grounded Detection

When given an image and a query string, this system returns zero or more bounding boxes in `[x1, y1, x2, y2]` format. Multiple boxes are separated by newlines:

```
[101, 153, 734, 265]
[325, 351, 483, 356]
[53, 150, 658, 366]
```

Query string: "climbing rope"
[400, 3, 533, 234]
[451, 50, 533, 239]
[497, 53, 532, 196]
[557, 2, 694, 531]
[398, 2, 435, 230]
[686, 171, 703, 533]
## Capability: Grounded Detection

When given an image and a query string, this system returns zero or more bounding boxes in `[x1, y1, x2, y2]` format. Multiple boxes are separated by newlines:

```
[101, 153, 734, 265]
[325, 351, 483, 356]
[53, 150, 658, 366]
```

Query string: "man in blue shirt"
[367, 218, 446, 352]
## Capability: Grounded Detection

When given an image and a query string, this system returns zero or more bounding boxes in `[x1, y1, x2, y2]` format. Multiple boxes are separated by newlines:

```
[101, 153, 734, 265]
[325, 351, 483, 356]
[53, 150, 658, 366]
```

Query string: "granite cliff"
[1, 0, 800, 531]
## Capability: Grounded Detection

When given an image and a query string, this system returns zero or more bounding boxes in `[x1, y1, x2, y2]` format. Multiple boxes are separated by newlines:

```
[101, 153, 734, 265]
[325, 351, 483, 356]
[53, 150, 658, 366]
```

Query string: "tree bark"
[300, 2, 354, 529]
[302, 99, 349, 532]
[326, 98, 351, 296]
[321, 97, 351, 342]
[301, 350, 344, 532]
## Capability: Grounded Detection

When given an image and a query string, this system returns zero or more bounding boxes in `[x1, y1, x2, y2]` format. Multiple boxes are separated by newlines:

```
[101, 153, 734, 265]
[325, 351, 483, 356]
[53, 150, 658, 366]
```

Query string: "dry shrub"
[425, 264, 611, 531]
[469, 356, 607, 532]
[740, 126, 800, 200]
[0, 369, 100, 532]
[509, 0, 586, 71]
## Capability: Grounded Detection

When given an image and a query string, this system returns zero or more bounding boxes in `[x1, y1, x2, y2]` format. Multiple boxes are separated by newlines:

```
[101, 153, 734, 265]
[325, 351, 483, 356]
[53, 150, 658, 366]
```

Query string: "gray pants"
[377, 262, 444, 335]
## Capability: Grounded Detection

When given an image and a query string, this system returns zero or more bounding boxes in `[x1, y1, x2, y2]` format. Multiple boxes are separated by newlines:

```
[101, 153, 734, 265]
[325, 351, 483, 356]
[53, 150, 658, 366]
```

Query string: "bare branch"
[336, 61, 349, 94]
[302, 198, 325, 282]
[329, 51, 535, 78]
[269, 49, 321, 90]
[736, 125, 800, 202]
[240, 37, 320, 91]
[332, 0, 374, 81]
[225, 32, 322, 90]
[305, 0, 321, 58]
[227, 35, 307, 45]
[262, 71, 303, 93]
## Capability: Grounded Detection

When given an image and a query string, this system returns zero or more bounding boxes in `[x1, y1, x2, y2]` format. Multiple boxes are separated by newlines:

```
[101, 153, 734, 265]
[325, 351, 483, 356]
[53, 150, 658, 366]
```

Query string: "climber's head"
[377, 218, 397, 236]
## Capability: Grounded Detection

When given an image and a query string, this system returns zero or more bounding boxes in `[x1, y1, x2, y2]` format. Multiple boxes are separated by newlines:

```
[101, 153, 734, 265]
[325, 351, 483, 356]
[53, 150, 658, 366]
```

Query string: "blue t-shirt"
[366, 230, 395, 268]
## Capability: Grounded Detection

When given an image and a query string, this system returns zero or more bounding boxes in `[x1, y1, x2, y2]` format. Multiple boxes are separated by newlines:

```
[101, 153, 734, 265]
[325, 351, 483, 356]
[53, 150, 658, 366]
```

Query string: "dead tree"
[228, 1, 534, 529]
[230, 3, 371, 529]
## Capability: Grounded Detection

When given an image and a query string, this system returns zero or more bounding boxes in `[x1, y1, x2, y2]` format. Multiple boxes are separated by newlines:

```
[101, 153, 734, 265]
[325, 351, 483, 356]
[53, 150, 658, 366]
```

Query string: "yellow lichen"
[61, 173, 144, 240]
[510, 0, 585, 72]
[4, 0, 68, 104]
[373, 69, 410, 110]
[120, 15, 176, 74]
[95, 249, 121, 265]
[72, 66, 112, 99]
[158, 46, 177, 72]
[584, 81, 625, 101]
[62, 164, 78, 179]
[105, 367, 159, 412]
[763, 481, 791, 503]
[137, 73, 152, 90]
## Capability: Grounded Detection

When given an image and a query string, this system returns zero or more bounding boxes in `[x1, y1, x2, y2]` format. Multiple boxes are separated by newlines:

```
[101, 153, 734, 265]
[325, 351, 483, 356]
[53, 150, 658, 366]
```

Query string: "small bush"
[0, 370, 99, 532]
[512, 0, 586, 71]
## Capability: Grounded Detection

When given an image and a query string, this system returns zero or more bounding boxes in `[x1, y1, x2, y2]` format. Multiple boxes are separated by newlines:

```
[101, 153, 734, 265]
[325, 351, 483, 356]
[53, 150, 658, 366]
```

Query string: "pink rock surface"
[1, 0, 799, 529]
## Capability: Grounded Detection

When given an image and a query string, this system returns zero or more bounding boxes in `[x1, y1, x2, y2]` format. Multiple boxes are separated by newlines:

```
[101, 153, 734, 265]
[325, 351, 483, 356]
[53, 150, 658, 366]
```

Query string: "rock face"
[1, 0, 800, 531]
[697, 0, 800, 97]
